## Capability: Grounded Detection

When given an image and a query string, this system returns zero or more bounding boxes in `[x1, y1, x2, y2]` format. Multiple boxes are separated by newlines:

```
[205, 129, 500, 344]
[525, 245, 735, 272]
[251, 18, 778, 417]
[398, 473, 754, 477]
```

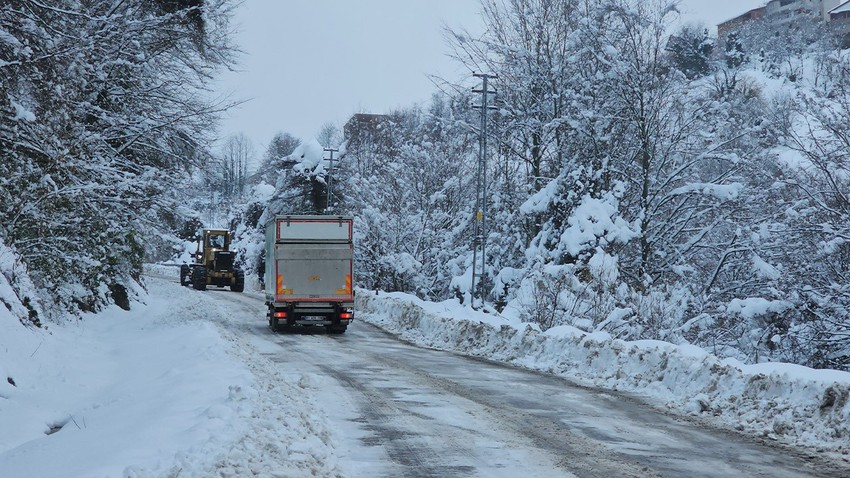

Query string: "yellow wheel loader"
[180, 229, 245, 292]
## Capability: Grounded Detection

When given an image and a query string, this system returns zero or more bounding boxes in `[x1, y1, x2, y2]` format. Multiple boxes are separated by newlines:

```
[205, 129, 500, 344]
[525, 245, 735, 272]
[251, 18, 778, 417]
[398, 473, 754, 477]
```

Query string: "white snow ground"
[2, 267, 849, 477]
[0, 269, 344, 478]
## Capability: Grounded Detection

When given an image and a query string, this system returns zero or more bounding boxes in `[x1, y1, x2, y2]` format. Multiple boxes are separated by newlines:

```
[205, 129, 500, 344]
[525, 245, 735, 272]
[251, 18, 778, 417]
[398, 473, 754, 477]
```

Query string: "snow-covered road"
[205, 281, 844, 478]
[4, 272, 848, 477]
[209, 290, 576, 477]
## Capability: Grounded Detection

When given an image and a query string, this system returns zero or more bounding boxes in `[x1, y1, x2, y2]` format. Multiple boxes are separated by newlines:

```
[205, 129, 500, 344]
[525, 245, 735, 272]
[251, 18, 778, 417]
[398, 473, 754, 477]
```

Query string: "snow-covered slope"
[0, 275, 342, 477]
[357, 291, 850, 454]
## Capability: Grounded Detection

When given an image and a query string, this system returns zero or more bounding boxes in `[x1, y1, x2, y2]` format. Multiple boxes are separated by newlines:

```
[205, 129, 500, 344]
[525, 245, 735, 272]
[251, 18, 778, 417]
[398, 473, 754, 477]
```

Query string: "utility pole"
[323, 147, 338, 214]
[471, 72, 497, 309]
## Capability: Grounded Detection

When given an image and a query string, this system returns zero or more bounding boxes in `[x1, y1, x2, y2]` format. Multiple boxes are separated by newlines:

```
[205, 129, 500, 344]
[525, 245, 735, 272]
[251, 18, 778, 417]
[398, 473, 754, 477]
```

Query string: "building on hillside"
[764, 0, 843, 21]
[821, 0, 846, 20]
[829, 0, 850, 43]
[718, 7, 767, 39]
[830, 1, 850, 23]
[717, 0, 845, 38]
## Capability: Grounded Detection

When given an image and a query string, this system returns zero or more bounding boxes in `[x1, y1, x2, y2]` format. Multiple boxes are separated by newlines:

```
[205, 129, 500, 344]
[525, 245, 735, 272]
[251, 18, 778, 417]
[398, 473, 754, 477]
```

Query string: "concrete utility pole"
[471, 72, 498, 309]
[323, 147, 338, 214]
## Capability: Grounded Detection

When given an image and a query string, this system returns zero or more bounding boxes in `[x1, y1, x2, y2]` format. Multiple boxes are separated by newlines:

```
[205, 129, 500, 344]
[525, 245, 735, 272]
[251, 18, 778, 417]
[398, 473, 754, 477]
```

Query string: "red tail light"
[339, 312, 352, 319]
[273, 311, 287, 318]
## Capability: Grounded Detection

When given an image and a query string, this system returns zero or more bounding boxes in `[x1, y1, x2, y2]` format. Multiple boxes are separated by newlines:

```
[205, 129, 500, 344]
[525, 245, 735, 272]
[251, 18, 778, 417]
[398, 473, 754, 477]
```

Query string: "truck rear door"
[275, 242, 353, 300]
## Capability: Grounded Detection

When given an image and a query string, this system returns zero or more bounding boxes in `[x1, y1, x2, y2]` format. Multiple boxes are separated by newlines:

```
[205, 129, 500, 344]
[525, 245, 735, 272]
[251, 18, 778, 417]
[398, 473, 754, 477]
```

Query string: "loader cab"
[206, 231, 228, 250]
[197, 229, 230, 265]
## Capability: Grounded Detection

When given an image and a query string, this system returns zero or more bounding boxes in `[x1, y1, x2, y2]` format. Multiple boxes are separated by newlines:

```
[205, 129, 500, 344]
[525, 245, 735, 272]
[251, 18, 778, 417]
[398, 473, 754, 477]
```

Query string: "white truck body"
[264, 215, 354, 333]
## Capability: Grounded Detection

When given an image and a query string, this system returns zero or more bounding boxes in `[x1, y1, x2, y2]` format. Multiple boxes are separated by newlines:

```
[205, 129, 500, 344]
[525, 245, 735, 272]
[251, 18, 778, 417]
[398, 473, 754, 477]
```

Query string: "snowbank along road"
[196, 276, 848, 478]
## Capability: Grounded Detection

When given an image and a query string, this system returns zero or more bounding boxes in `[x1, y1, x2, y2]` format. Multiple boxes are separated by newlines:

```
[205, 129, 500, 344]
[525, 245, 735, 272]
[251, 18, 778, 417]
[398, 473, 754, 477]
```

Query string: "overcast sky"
[214, 0, 766, 154]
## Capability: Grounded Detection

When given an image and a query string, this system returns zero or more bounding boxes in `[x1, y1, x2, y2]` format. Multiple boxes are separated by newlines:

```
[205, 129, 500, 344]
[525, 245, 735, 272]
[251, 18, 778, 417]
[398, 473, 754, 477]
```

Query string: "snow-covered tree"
[0, 0, 238, 315]
[342, 100, 478, 297]
[218, 133, 254, 201]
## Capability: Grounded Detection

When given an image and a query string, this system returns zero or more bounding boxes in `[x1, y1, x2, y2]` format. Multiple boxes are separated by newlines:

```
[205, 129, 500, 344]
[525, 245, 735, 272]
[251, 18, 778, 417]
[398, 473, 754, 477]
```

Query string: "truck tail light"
[273, 311, 288, 318]
[339, 312, 352, 319]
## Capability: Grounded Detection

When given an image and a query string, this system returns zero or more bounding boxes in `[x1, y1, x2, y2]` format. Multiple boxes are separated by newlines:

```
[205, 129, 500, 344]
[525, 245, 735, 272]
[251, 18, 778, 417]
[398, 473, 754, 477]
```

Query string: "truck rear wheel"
[191, 266, 207, 291]
[268, 305, 280, 332]
[328, 325, 347, 334]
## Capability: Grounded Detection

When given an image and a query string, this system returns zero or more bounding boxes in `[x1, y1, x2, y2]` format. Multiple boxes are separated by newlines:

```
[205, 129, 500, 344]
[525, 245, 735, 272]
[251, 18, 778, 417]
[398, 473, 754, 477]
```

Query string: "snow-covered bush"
[0, 240, 42, 327]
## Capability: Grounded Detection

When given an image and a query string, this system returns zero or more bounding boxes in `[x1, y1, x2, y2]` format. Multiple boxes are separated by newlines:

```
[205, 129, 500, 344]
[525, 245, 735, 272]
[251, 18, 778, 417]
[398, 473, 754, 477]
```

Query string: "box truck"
[264, 215, 354, 334]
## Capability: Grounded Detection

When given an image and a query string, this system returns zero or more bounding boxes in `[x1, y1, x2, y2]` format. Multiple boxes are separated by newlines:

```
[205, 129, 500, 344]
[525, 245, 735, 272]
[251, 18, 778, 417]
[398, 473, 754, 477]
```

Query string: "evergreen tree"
[667, 24, 714, 79]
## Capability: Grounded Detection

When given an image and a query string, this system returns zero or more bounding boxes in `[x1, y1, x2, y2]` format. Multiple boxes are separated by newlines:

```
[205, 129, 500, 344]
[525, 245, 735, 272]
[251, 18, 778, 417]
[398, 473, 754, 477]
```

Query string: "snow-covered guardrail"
[356, 290, 850, 453]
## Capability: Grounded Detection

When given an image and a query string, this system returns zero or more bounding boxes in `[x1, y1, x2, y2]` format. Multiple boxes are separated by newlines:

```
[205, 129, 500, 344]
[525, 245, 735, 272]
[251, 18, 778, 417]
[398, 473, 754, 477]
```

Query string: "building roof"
[830, 0, 850, 14]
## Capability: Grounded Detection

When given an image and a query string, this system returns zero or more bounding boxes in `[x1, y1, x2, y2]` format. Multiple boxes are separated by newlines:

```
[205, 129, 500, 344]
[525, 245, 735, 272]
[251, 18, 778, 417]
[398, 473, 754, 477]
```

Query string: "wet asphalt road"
[208, 288, 850, 478]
